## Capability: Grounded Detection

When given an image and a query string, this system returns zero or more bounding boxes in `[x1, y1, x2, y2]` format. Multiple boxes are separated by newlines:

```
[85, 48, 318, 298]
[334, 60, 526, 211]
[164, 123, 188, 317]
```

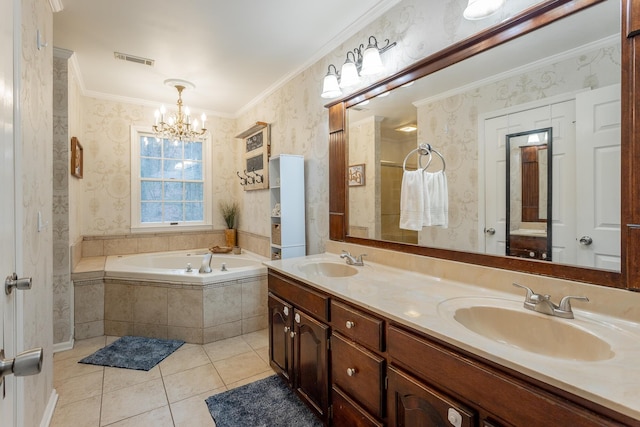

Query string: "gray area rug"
[78, 336, 184, 371]
[206, 375, 323, 427]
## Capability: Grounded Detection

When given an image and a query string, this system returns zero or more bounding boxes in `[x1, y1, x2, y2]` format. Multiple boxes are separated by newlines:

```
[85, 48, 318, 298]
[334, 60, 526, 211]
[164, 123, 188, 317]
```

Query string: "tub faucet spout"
[199, 253, 213, 273]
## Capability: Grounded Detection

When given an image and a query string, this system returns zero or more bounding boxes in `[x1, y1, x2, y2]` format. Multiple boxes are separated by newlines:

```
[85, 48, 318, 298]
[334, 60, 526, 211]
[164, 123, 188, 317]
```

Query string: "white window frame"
[130, 125, 213, 233]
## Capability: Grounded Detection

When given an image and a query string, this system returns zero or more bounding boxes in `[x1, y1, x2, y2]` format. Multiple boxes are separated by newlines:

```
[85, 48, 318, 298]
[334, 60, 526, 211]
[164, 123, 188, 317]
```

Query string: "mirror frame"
[505, 128, 552, 260]
[327, 0, 640, 290]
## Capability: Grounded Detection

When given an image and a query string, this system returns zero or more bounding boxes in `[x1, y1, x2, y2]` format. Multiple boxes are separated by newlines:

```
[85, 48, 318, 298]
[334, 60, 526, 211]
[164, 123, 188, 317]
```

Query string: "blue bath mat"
[78, 336, 184, 371]
[206, 375, 322, 427]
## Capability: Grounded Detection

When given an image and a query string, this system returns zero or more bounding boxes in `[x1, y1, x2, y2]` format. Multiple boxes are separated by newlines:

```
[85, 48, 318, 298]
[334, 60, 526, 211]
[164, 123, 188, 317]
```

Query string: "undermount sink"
[439, 298, 614, 362]
[297, 262, 358, 278]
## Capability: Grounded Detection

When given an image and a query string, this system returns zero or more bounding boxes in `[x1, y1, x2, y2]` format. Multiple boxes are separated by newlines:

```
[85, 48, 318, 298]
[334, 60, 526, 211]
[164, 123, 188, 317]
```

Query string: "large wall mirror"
[329, 0, 635, 289]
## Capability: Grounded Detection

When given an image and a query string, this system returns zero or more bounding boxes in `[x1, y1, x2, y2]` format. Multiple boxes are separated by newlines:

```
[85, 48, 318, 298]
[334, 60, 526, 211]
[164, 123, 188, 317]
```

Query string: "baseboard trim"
[53, 338, 74, 353]
[39, 389, 59, 427]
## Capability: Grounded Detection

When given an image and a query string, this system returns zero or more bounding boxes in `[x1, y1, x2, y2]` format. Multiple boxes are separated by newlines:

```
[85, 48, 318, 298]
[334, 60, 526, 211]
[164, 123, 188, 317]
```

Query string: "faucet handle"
[558, 295, 589, 312]
[356, 254, 367, 262]
[512, 283, 537, 302]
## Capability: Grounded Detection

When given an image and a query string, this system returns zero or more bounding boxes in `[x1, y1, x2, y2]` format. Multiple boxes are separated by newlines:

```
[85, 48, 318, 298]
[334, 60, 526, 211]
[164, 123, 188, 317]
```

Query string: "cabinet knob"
[346, 367, 357, 377]
[284, 326, 290, 333]
[345, 321, 355, 329]
[290, 331, 296, 338]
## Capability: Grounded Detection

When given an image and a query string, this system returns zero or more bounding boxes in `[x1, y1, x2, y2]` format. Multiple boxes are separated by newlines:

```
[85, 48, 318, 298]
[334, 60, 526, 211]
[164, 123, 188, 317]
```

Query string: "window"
[131, 126, 212, 232]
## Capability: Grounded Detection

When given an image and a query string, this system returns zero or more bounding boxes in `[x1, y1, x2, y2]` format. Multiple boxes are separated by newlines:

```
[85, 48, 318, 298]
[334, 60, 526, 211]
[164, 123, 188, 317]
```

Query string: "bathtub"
[83, 248, 270, 343]
[105, 249, 268, 284]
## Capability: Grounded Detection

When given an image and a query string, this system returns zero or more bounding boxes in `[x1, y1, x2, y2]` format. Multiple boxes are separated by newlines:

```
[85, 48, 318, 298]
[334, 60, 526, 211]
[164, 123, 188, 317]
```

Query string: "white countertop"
[264, 253, 640, 421]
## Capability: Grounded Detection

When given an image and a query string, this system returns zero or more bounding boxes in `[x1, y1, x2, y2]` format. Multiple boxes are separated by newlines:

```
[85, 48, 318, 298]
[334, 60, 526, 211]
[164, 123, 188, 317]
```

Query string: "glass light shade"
[340, 61, 360, 88]
[463, 0, 505, 20]
[360, 45, 384, 76]
[321, 72, 342, 98]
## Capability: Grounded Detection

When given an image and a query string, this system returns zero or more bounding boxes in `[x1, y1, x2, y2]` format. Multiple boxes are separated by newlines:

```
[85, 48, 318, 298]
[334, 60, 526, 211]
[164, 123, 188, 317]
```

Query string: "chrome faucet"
[340, 250, 366, 266]
[512, 283, 589, 319]
[199, 253, 213, 273]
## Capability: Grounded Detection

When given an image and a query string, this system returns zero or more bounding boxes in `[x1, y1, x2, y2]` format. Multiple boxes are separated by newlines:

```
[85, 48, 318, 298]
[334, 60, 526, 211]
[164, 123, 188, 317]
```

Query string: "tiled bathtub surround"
[73, 230, 270, 265]
[73, 267, 268, 344]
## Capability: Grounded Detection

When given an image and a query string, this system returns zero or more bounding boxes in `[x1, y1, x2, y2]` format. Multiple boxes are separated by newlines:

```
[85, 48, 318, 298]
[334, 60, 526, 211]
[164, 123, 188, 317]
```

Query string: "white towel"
[424, 171, 448, 228]
[399, 170, 424, 231]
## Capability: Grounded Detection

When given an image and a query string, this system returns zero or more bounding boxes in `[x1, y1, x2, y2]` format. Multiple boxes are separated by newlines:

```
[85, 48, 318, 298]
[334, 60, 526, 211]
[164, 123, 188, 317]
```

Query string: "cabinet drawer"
[268, 271, 329, 322]
[331, 300, 384, 351]
[332, 385, 384, 427]
[387, 325, 617, 427]
[331, 332, 385, 419]
[387, 365, 475, 427]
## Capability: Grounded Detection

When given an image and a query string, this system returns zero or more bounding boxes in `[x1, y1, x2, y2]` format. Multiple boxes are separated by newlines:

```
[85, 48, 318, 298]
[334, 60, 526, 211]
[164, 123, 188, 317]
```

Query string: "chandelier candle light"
[153, 79, 208, 142]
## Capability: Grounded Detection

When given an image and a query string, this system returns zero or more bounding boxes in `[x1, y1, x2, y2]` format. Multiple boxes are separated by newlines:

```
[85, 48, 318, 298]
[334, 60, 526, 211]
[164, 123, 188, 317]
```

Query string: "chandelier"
[153, 79, 208, 142]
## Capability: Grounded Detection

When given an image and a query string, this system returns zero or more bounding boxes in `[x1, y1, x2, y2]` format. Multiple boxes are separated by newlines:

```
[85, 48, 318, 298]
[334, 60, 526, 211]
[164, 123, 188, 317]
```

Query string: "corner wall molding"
[48, 0, 63, 13]
[52, 47, 72, 59]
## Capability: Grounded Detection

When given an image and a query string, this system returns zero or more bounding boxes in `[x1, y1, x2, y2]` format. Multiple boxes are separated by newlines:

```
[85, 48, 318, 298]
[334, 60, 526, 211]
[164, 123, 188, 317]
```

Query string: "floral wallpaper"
[416, 39, 620, 252]
[80, 98, 237, 236]
[53, 48, 82, 347]
[53, 53, 70, 344]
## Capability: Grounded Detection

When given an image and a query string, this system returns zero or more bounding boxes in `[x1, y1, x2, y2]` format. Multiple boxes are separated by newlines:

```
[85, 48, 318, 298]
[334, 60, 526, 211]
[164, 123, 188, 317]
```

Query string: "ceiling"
[53, 0, 398, 117]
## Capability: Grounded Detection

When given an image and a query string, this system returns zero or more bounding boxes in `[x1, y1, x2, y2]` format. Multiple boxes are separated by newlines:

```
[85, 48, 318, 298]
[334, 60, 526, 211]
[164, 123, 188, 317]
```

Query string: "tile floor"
[51, 329, 275, 426]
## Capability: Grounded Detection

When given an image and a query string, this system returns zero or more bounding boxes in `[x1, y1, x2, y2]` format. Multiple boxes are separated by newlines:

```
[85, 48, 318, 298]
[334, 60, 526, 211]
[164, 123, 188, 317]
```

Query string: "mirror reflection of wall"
[347, 0, 620, 272]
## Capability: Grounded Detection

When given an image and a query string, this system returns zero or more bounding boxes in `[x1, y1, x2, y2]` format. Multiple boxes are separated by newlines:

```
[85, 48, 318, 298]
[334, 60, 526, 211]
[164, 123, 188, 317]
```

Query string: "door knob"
[579, 236, 593, 246]
[0, 348, 43, 386]
[484, 228, 496, 235]
[5, 273, 32, 295]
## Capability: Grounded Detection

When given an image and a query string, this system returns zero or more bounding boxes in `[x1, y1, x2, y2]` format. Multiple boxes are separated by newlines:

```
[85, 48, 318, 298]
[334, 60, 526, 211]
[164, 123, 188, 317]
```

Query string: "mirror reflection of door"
[506, 128, 552, 261]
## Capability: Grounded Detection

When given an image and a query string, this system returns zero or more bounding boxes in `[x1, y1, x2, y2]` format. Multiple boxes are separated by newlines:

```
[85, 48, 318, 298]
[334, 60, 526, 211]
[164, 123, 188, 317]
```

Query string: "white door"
[482, 114, 509, 255]
[1, 0, 17, 423]
[548, 100, 577, 265]
[483, 103, 562, 256]
[575, 84, 621, 270]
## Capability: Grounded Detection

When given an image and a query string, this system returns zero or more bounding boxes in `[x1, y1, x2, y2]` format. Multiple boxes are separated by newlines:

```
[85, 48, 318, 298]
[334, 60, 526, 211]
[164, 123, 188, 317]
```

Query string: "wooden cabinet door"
[332, 385, 384, 427]
[387, 366, 476, 427]
[268, 293, 293, 383]
[294, 308, 330, 421]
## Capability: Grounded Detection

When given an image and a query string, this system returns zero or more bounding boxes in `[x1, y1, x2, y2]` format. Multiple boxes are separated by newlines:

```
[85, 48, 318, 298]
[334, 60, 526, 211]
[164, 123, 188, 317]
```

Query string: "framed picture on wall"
[235, 122, 270, 190]
[348, 164, 365, 186]
[70, 137, 83, 179]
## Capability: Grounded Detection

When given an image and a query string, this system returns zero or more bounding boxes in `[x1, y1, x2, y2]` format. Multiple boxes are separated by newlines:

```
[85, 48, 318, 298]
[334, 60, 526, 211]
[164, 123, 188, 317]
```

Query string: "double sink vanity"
[265, 245, 640, 426]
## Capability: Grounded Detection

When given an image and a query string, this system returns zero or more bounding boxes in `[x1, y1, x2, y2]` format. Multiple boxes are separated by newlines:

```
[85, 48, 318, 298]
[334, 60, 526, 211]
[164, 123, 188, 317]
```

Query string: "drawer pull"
[346, 321, 355, 329]
[346, 367, 357, 377]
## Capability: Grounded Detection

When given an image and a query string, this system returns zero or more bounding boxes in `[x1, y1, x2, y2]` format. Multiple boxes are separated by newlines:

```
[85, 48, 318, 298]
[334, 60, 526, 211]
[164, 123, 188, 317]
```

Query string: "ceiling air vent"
[114, 52, 154, 67]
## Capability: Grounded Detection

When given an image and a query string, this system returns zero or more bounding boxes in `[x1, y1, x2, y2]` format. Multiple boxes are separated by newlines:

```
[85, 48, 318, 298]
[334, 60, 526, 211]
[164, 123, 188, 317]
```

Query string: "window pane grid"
[139, 135, 204, 224]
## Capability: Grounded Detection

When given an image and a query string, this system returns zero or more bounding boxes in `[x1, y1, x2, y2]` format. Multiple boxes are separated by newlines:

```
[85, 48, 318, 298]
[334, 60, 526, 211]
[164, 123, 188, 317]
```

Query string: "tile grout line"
[159, 366, 178, 427]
